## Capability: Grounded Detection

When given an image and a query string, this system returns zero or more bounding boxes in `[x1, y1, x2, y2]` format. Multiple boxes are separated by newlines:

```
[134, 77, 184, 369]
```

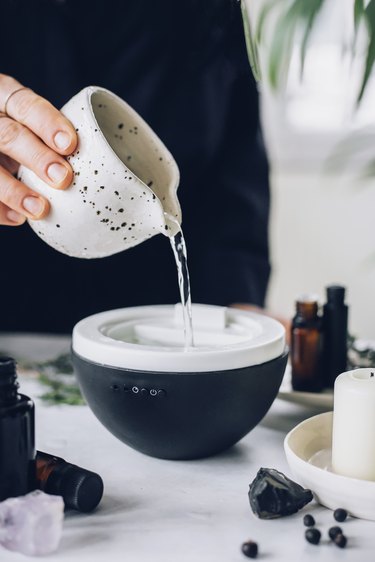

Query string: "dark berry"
[334, 534, 347, 549]
[303, 514, 315, 527]
[241, 540, 258, 558]
[305, 528, 321, 545]
[334, 508, 348, 522]
[328, 526, 343, 541]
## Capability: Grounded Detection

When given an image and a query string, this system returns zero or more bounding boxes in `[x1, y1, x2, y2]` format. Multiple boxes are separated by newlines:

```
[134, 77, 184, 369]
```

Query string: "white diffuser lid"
[72, 304, 285, 373]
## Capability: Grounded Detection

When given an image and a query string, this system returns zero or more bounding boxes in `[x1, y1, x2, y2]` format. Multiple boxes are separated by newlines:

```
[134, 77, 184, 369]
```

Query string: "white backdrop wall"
[251, 0, 375, 339]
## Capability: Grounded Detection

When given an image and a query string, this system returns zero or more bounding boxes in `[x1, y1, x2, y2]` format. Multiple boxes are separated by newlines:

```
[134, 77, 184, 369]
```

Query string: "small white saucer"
[284, 412, 375, 520]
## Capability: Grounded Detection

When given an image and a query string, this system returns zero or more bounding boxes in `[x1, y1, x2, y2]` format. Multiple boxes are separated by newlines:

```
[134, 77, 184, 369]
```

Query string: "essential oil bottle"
[291, 295, 323, 393]
[0, 357, 36, 501]
[322, 285, 348, 388]
[36, 451, 104, 512]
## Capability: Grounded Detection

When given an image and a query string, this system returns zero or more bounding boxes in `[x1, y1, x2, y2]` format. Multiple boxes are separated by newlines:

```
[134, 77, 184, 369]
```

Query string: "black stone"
[333, 508, 348, 522]
[303, 514, 315, 527]
[334, 534, 347, 549]
[248, 468, 313, 519]
[241, 541, 258, 559]
[305, 528, 321, 545]
[328, 526, 342, 540]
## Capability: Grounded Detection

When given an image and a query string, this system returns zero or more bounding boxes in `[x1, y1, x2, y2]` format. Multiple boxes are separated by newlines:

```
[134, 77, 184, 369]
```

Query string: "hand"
[0, 74, 77, 226]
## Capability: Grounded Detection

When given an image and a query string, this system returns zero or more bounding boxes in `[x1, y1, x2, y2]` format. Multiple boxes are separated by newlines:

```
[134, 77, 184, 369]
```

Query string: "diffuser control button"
[132, 386, 139, 394]
[149, 389, 157, 397]
[157, 389, 166, 397]
[141, 388, 148, 396]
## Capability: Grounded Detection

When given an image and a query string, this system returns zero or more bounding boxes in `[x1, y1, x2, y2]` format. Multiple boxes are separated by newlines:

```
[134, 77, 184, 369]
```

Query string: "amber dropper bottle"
[291, 295, 323, 393]
[36, 451, 104, 512]
[0, 357, 36, 501]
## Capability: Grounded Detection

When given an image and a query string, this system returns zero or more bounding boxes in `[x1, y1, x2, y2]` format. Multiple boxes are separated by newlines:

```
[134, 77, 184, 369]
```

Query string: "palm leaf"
[299, 0, 326, 76]
[244, 0, 375, 104]
[256, 0, 278, 44]
[259, 0, 326, 89]
[268, 10, 297, 88]
[240, 0, 261, 81]
[357, 0, 375, 103]
[354, 0, 365, 33]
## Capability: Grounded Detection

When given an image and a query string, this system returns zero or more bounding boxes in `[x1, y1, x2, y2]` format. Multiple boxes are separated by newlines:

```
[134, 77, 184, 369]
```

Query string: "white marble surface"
[1, 334, 375, 561]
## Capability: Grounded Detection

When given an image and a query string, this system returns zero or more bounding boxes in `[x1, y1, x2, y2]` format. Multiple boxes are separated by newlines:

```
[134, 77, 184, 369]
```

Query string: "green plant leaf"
[357, 0, 375, 103]
[353, 0, 366, 58]
[268, 0, 304, 89]
[266, 0, 326, 89]
[354, 0, 365, 31]
[256, 0, 278, 43]
[299, 0, 326, 76]
[241, 0, 261, 81]
[38, 373, 85, 406]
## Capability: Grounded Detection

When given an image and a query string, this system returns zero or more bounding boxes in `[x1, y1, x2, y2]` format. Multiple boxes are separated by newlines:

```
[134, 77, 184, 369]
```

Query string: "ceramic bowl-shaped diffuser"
[18, 86, 181, 258]
[72, 305, 288, 460]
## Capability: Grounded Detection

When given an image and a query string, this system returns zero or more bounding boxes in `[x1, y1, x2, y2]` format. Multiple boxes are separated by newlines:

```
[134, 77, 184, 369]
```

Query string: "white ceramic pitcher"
[18, 86, 181, 258]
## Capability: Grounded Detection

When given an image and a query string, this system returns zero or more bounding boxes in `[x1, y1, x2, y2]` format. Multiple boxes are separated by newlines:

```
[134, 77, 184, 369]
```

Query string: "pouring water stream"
[166, 214, 194, 349]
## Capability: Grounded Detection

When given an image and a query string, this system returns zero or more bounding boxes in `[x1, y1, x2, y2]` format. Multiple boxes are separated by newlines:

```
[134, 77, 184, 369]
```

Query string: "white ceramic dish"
[278, 366, 333, 409]
[284, 411, 375, 520]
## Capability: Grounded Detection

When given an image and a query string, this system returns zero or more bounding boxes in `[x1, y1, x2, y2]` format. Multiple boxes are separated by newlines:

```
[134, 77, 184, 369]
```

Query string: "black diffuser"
[72, 305, 288, 460]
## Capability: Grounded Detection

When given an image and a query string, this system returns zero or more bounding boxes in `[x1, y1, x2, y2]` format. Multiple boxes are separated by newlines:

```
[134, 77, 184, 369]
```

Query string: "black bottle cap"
[46, 463, 104, 513]
[327, 285, 346, 305]
[0, 356, 16, 375]
[0, 357, 18, 404]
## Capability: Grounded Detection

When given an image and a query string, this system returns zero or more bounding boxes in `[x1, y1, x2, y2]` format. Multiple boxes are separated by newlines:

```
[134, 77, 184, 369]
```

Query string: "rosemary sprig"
[0, 351, 84, 406]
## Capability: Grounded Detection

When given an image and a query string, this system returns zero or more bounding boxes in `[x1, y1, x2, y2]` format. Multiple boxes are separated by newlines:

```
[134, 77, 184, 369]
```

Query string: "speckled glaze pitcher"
[18, 86, 181, 258]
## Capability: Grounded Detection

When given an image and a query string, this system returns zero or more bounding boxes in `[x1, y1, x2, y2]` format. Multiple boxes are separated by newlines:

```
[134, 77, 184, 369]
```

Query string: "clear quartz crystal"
[0, 490, 64, 556]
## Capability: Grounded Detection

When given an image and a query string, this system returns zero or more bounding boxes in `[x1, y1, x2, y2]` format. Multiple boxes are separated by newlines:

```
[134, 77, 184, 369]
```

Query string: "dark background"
[0, 0, 269, 333]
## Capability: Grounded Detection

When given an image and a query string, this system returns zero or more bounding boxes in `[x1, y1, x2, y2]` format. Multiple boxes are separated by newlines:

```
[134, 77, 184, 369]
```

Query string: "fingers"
[0, 115, 73, 190]
[0, 74, 77, 156]
[0, 165, 49, 226]
[0, 152, 18, 176]
[0, 201, 26, 226]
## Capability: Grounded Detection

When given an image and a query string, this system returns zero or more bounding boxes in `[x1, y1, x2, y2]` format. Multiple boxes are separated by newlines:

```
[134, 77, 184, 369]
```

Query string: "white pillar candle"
[332, 368, 375, 480]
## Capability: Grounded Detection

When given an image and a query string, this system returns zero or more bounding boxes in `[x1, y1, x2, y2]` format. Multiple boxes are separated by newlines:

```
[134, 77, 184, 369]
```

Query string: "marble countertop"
[1, 333, 374, 562]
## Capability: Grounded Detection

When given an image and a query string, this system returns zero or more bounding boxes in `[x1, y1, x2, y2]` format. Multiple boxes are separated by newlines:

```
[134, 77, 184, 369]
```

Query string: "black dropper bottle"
[323, 285, 348, 388]
[0, 357, 36, 501]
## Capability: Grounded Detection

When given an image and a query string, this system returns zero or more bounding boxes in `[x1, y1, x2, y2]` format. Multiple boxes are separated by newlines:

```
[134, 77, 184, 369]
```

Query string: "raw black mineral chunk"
[248, 468, 313, 519]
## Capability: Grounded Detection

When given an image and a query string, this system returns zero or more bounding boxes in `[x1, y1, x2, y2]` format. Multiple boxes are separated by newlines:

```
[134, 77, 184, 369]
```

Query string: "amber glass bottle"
[0, 357, 36, 501]
[291, 296, 323, 392]
[36, 451, 104, 512]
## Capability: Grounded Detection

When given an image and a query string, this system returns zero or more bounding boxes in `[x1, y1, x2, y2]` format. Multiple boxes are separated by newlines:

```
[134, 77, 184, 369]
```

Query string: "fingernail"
[54, 131, 72, 150]
[7, 210, 25, 223]
[23, 196, 45, 217]
[47, 162, 68, 184]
